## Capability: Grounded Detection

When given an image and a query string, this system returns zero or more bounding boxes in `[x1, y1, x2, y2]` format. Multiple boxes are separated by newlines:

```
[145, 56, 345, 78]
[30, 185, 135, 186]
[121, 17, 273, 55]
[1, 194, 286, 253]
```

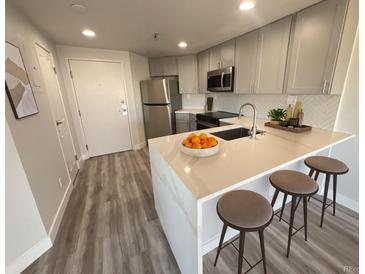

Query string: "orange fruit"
[191, 136, 201, 144]
[199, 133, 208, 140]
[208, 137, 216, 143]
[182, 138, 190, 145]
[188, 133, 197, 139]
[209, 139, 218, 147]
[201, 143, 209, 149]
[184, 142, 193, 148]
[192, 143, 202, 149]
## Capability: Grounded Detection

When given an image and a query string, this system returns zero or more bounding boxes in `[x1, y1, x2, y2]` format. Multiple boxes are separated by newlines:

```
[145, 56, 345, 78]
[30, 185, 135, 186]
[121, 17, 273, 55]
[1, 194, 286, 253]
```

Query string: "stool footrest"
[231, 241, 264, 273]
[310, 195, 333, 209]
[274, 211, 305, 236]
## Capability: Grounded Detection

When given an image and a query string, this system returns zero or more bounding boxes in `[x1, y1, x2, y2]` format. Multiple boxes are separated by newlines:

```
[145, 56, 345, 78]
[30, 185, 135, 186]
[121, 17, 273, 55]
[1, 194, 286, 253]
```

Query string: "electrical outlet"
[58, 177, 63, 188]
[286, 95, 297, 105]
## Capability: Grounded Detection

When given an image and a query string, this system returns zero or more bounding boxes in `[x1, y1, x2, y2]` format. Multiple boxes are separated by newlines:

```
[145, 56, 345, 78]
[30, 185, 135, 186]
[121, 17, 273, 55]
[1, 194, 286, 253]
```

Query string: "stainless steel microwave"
[207, 66, 235, 92]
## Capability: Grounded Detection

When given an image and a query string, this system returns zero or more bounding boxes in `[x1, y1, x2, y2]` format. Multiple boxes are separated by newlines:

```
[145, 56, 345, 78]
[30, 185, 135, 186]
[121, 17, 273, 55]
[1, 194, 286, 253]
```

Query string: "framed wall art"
[5, 41, 39, 119]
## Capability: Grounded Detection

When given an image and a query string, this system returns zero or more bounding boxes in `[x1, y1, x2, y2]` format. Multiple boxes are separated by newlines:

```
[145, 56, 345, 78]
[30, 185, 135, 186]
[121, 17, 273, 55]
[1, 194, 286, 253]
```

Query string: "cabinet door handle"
[322, 80, 327, 94]
[221, 72, 224, 88]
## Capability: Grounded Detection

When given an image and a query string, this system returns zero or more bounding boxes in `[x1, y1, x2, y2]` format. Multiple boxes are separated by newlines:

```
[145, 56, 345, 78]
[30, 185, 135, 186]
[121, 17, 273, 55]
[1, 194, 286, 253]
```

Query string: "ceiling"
[11, 0, 321, 57]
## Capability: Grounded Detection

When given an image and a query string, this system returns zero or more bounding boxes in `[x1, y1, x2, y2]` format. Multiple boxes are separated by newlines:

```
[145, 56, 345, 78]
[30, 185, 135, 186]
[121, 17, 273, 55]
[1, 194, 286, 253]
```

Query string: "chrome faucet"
[238, 103, 258, 139]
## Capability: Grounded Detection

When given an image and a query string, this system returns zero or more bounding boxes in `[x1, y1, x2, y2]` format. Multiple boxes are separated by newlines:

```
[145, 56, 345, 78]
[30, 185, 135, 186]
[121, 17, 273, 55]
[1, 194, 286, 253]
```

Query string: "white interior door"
[36, 45, 79, 182]
[69, 59, 132, 157]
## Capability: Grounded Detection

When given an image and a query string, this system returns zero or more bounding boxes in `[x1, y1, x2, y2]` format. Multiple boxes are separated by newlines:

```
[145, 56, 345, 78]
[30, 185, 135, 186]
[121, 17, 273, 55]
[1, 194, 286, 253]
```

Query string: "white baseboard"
[6, 237, 52, 274]
[133, 141, 146, 150]
[327, 190, 358, 213]
[48, 180, 73, 242]
[81, 154, 89, 160]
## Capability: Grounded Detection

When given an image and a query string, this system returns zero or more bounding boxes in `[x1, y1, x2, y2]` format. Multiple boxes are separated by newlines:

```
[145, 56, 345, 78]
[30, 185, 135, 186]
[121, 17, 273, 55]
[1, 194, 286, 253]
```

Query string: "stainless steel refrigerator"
[140, 78, 182, 140]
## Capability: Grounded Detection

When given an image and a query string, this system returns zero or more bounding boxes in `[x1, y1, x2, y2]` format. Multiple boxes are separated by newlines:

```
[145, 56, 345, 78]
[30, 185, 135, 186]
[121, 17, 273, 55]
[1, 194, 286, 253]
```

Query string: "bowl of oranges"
[181, 132, 220, 157]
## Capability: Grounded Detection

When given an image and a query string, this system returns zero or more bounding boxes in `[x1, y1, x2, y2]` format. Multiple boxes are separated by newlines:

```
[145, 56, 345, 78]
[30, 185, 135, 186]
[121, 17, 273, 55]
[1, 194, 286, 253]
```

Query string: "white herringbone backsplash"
[182, 94, 342, 130]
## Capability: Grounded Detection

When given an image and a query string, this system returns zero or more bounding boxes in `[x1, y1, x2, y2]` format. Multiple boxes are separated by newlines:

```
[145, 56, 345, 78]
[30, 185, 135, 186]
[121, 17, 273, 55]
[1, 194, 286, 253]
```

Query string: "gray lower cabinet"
[176, 113, 197, 133]
[285, 0, 347, 94]
[175, 113, 190, 133]
[189, 114, 197, 131]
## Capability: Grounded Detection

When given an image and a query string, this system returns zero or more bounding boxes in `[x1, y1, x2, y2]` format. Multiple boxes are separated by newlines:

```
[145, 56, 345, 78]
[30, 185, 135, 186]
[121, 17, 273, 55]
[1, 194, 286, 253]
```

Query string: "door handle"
[221, 72, 224, 88]
[56, 119, 64, 126]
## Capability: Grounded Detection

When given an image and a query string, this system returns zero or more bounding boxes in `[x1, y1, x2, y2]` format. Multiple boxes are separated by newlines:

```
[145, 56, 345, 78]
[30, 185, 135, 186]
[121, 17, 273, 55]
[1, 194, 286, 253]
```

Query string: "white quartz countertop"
[149, 116, 352, 200]
[175, 109, 205, 114]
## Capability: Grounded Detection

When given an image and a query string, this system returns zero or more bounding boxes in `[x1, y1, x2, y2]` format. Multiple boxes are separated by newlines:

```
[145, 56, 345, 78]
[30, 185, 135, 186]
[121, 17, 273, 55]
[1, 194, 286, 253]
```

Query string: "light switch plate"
[286, 95, 297, 105]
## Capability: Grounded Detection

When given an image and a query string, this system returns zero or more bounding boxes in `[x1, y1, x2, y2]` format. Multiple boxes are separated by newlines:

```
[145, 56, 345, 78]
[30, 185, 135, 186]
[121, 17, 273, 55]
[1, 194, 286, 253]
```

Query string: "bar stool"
[214, 190, 273, 274]
[270, 170, 318, 257]
[304, 156, 349, 227]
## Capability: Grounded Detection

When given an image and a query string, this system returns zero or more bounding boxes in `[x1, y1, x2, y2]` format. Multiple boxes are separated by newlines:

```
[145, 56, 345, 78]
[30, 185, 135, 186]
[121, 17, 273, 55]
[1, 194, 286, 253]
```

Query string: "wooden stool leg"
[279, 194, 287, 221]
[320, 174, 331, 228]
[287, 196, 297, 258]
[238, 231, 245, 274]
[214, 223, 227, 266]
[294, 196, 302, 212]
[271, 189, 279, 208]
[333, 174, 337, 216]
[259, 230, 267, 274]
[308, 170, 319, 202]
[303, 195, 308, 241]
[308, 169, 314, 177]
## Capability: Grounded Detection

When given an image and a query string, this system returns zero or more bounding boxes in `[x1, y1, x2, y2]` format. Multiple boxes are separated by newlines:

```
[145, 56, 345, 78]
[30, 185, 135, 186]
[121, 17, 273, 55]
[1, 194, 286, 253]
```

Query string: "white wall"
[5, 2, 76, 233]
[129, 52, 150, 147]
[6, 3, 80, 271]
[330, 28, 359, 212]
[56, 46, 148, 157]
[5, 121, 52, 274]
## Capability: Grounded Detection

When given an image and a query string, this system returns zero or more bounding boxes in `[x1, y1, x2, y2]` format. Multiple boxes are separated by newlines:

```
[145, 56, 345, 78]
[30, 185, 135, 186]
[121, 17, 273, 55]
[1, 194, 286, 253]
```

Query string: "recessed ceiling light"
[70, 4, 87, 13]
[239, 1, 255, 10]
[178, 41, 187, 48]
[82, 29, 95, 37]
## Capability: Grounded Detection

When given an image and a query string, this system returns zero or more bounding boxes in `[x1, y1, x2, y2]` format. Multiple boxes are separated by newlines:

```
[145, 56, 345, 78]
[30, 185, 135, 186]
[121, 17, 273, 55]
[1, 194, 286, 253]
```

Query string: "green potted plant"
[268, 108, 286, 125]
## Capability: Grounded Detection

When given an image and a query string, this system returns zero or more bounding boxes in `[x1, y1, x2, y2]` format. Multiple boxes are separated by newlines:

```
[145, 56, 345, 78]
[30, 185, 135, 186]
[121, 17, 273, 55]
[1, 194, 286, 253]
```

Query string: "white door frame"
[34, 43, 79, 179]
[66, 58, 133, 158]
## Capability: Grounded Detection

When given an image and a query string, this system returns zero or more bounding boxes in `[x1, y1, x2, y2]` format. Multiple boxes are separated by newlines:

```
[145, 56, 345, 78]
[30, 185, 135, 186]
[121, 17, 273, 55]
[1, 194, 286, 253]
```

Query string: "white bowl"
[180, 141, 220, 157]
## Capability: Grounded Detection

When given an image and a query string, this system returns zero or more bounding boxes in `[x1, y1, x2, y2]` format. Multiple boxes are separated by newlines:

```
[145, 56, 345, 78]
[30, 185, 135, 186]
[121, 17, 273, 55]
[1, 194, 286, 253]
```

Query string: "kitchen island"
[148, 117, 353, 274]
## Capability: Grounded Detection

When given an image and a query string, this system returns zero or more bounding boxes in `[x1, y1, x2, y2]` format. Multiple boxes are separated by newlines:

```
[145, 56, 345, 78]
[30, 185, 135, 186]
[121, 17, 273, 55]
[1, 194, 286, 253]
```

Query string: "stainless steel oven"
[196, 120, 217, 130]
[207, 66, 234, 92]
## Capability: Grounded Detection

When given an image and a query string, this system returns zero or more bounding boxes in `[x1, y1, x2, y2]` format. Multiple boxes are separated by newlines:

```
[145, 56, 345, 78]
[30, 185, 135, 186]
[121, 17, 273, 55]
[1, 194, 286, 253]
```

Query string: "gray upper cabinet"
[149, 56, 178, 76]
[177, 55, 197, 94]
[286, 0, 347, 94]
[209, 40, 235, 70]
[198, 50, 210, 92]
[235, 17, 291, 94]
[234, 30, 259, 94]
[254, 16, 292, 94]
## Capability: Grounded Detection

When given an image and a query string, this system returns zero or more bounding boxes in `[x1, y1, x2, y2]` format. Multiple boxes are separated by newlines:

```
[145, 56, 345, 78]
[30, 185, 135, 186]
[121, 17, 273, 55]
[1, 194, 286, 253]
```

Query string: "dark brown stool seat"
[270, 170, 318, 257]
[214, 190, 273, 274]
[304, 156, 349, 227]
[305, 156, 349, 174]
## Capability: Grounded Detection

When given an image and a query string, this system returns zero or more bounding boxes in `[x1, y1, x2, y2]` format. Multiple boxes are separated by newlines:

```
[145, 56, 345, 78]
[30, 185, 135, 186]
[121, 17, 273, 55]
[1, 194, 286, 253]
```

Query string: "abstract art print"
[5, 41, 38, 119]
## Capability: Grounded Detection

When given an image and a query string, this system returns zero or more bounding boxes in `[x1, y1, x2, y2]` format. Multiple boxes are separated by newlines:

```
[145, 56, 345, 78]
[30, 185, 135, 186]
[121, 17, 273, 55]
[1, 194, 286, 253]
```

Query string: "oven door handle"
[221, 72, 224, 88]
[196, 120, 217, 128]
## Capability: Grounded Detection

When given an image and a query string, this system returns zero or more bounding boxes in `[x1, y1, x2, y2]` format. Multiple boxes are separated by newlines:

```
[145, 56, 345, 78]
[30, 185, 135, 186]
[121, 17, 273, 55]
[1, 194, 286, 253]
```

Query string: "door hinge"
[53, 67, 57, 74]
[86, 144, 89, 151]
[74, 154, 78, 161]
[70, 70, 73, 78]
[78, 110, 81, 117]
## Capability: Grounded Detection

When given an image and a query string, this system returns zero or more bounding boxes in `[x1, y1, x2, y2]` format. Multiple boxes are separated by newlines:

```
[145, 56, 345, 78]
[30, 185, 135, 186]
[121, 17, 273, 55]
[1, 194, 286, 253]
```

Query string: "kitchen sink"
[211, 127, 264, 141]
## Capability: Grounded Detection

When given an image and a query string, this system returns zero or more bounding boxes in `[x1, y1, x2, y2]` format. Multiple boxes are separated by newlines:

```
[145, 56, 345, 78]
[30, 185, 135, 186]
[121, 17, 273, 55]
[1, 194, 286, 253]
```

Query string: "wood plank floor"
[24, 148, 358, 274]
